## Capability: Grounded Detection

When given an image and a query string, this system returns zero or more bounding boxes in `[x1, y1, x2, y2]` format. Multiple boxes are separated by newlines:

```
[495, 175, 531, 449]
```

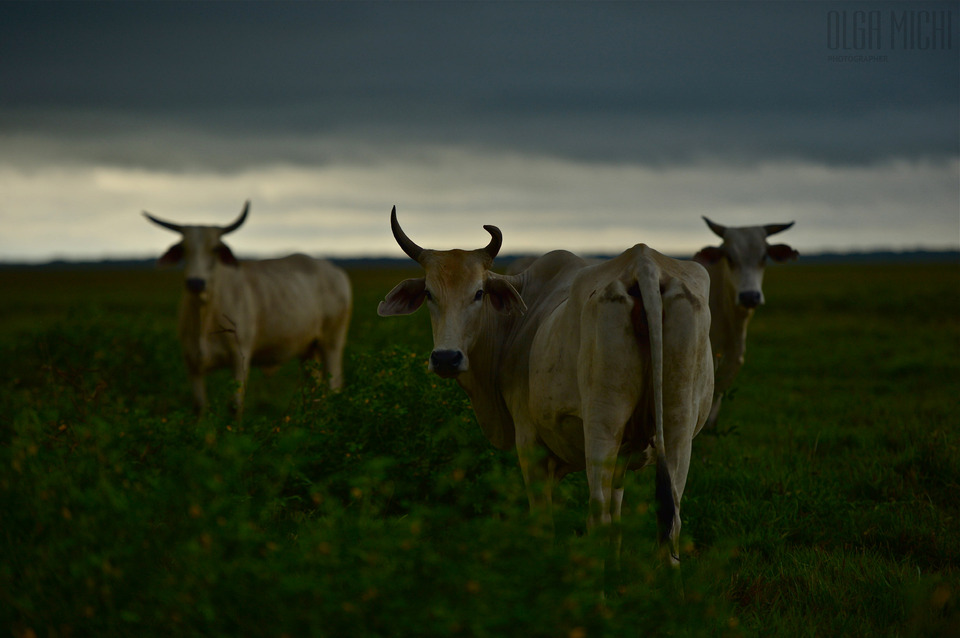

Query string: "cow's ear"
[485, 275, 526, 315]
[693, 246, 725, 265]
[158, 242, 184, 266]
[767, 243, 799, 262]
[378, 278, 427, 316]
[215, 242, 239, 267]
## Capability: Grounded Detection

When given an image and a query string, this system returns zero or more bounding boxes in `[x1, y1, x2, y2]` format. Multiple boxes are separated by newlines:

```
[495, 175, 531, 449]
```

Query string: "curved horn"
[390, 206, 424, 263]
[220, 200, 250, 236]
[142, 211, 183, 234]
[482, 225, 502, 260]
[702, 216, 726, 239]
[764, 221, 795, 237]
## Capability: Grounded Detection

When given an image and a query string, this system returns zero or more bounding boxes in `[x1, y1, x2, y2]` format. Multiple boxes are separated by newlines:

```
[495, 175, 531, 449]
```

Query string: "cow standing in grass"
[694, 216, 798, 428]
[379, 207, 713, 563]
[144, 200, 352, 418]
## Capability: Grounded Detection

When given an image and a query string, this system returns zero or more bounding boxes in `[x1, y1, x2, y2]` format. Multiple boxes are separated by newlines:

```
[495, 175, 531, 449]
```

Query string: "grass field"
[1, 259, 958, 637]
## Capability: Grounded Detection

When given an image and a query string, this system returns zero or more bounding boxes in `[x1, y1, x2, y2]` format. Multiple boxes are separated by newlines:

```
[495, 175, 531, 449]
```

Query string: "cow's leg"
[708, 337, 745, 428]
[584, 435, 621, 532]
[305, 345, 327, 391]
[515, 428, 556, 532]
[329, 307, 351, 391]
[659, 288, 713, 565]
[659, 419, 690, 565]
[189, 372, 207, 414]
[320, 336, 346, 392]
[661, 380, 711, 564]
[580, 281, 642, 546]
[611, 456, 627, 523]
[230, 351, 250, 420]
[610, 456, 628, 568]
[312, 312, 349, 392]
[583, 433, 622, 599]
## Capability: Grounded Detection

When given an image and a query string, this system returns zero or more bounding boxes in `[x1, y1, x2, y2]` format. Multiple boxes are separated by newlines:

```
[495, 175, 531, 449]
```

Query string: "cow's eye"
[474, 289, 484, 302]
[424, 290, 434, 302]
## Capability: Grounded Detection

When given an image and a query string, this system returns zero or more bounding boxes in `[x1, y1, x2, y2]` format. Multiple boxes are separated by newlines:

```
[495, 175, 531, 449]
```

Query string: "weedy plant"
[0, 263, 957, 637]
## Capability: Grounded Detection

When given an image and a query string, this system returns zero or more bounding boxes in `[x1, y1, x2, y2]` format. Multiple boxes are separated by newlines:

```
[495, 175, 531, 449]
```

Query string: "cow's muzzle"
[430, 349, 465, 378]
[738, 290, 762, 308]
[186, 278, 207, 294]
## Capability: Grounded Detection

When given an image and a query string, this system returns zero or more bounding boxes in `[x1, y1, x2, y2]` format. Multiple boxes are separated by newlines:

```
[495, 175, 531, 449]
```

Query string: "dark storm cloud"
[1, 1, 957, 170]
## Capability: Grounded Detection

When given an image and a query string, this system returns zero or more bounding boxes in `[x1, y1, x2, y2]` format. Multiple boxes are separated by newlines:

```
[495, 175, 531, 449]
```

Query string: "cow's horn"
[221, 200, 250, 236]
[764, 221, 795, 237]
[703, 216, 726, 239]
[482, 225, 502, 260]
[390, 206, 424, 263]
[143, 211, 183, 234]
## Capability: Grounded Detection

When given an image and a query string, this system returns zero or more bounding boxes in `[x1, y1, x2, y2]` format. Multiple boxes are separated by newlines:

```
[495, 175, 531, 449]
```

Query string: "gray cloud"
[2, 1, 956, 170]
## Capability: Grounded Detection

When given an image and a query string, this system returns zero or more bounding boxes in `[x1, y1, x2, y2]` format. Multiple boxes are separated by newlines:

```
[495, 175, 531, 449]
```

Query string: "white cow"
[144, 200, 352, 417]
[379, 208, 713, 562]
[693, 216, 798, 428]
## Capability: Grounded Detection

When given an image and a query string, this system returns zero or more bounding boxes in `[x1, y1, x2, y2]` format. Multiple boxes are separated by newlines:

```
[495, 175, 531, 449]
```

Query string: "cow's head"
[144, 201, 248, 300]
[378, 207, 525, 378]
[693, 216, 798, 309]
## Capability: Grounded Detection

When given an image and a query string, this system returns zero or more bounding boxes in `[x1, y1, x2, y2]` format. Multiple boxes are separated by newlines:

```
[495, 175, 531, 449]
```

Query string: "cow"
[504, 255, 539, 275]
[693, 216, 798, 428]
[144, 200, 352, 418]
[378, 207, 713, 563]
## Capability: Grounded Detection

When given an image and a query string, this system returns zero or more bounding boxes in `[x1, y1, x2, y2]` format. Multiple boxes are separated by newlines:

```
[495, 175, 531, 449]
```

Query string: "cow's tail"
[634, 250, 676, 547]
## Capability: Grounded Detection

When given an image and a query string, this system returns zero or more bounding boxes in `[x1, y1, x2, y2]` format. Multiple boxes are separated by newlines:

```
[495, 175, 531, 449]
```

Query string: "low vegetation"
[1, 261, 957, 636]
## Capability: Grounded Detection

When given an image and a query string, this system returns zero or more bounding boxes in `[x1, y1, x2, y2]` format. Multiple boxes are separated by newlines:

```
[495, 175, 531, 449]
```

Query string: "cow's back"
[499, 251, 587, 392]
[240, 254, 351, 366]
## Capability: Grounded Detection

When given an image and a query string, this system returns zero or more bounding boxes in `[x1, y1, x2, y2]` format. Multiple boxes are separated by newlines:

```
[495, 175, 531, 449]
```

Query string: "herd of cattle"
[145, 202, 797, 564]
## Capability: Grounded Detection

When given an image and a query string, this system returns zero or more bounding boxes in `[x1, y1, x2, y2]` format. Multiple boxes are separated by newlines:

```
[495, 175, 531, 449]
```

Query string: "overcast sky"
[1, 1, 957, 263]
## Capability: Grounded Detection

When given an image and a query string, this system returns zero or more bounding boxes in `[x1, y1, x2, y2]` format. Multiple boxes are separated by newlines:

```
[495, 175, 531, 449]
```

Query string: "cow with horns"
[694, 216, 798, 428]
[144, 200, 352, 417]
[379, 207, 713, 563]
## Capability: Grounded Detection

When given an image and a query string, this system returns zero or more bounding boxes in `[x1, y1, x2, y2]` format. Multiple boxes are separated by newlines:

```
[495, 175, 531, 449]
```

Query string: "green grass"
[1, 261, 957, 637]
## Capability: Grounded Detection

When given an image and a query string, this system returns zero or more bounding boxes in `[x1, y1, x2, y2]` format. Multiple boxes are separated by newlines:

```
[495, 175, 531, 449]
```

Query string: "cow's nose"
[738, 291, 762, 308]
[430, 350, 464, 378]
[186, 278, 206, 294]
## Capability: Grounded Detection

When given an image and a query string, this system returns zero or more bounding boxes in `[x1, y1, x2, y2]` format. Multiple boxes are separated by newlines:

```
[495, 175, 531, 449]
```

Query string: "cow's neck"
[178, 268, 244, 365]
[456, 304, 518, 451]
[181, 277, 221, 323]
[723, 266, 754, 326]
[707, 261, 753, 392]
